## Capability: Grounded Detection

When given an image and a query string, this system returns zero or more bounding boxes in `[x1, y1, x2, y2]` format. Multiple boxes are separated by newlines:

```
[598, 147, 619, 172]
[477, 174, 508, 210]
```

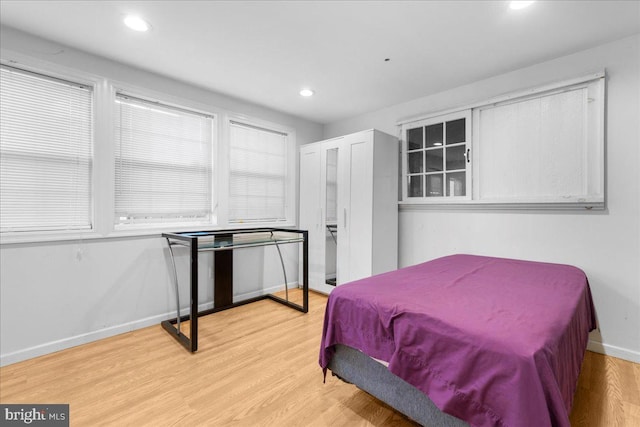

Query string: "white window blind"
[475, 80, 603, 204]
[115, 94, 214, 226]
[0, 65, 93, 233]
[229, 122, 287, 223]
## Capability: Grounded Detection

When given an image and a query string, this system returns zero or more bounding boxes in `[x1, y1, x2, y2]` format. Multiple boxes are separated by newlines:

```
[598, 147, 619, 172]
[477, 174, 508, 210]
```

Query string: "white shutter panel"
[229, 122, 287, 223]
[0, 65, 93, 233]
[477, 86, 596, 202]
[114, 94, 213, 226]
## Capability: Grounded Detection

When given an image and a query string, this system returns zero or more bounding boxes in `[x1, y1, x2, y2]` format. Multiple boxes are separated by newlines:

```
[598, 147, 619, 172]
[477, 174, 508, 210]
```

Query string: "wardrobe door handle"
[343, 208, 347, 229]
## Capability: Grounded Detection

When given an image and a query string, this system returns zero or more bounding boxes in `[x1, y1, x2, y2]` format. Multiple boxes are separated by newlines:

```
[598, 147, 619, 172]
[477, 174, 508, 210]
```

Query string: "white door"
[299, 146, 324, 291]
[342, 132, 374, 283]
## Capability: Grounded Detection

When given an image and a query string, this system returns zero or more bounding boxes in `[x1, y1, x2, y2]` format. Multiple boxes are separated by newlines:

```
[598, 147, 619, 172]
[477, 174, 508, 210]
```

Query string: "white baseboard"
[0, 283, 295, 367]
[5, 294, 635, 368]
[587, 339, 640, 363]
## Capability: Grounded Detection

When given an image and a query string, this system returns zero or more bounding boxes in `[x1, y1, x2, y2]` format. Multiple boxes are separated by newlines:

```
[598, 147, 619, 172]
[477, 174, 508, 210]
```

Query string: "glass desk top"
[163, 228, 305, 251]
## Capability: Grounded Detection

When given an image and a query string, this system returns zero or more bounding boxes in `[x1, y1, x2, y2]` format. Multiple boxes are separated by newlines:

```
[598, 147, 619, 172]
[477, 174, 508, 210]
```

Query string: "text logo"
[1, 404, 69, 426]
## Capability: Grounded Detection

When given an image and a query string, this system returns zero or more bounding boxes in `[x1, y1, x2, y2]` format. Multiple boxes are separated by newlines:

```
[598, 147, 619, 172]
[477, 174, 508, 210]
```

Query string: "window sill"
[399, 200, 605, 211]
[0, 221, 298, 246]
[0, 229, 106, 246]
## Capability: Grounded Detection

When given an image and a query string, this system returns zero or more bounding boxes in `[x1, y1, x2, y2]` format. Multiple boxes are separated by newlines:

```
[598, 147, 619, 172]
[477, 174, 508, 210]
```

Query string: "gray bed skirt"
[327, 344, 469, 427]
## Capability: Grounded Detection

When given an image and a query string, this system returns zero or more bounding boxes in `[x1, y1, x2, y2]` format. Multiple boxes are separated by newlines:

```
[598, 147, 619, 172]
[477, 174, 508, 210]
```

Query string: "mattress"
[319, 254, 596, 427]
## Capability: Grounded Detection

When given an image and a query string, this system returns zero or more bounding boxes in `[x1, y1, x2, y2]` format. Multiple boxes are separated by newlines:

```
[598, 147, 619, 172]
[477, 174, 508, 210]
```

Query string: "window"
[114, 93, 214, 227]
[228, 121, 290, 224]
[0, 65, 93, 233]
[1, 58, 298, 242]
[400, 73, 605, 208]
[404, 110, 471, 200]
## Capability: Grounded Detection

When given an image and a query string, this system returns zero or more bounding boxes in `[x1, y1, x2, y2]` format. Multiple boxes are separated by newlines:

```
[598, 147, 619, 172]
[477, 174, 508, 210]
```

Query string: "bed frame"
[328, 344, 469, 427]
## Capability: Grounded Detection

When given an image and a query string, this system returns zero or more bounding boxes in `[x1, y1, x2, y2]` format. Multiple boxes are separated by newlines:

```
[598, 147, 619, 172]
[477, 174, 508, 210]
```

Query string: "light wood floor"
[1, 290, 639, 426]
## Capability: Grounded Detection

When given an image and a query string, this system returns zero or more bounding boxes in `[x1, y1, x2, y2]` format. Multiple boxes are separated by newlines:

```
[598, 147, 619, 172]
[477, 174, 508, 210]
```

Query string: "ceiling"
[1, 1, 639, 124]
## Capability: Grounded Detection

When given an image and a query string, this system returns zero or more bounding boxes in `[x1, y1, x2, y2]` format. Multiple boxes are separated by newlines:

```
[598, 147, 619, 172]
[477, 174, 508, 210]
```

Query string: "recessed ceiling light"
[509, 1, 535, 10]
[299, 89, 314, 97]
[124, 15, 150, 32]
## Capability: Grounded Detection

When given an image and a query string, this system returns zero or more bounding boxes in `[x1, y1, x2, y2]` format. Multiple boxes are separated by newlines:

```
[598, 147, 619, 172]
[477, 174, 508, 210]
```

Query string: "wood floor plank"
[1, 290, 638, 426]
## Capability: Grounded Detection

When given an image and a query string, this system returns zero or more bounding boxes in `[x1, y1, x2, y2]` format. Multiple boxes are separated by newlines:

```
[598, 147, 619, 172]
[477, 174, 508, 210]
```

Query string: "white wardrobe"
[299, 129, 398, 294]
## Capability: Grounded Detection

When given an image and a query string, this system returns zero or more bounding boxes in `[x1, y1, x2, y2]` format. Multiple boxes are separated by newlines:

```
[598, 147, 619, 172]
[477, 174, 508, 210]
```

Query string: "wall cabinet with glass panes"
[404, 110, 471, 201]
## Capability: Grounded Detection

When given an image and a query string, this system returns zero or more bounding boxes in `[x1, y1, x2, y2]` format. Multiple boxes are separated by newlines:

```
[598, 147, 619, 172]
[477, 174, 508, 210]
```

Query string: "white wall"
[323, 34, 640, 363]
[0, 27, 323, 366]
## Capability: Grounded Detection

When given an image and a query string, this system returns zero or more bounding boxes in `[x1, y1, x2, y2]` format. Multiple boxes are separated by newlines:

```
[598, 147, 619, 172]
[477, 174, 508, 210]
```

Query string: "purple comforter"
[319, 254, 596, 427]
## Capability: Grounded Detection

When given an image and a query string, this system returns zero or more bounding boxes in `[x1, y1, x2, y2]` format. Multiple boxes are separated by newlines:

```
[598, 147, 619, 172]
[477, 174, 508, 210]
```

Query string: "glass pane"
[408, 175, 423, 197]
[446, 172, 466, 197]
[325, 147, 338, 286]
[408, 151, 423, 173]
[446, 118, 465, 144]
[407, 127, 423, 150]
[426, 123, 443, 148]
[446, 145, 466, 171]
[426, 174, 444, 197]
[425, 148, 443, 172]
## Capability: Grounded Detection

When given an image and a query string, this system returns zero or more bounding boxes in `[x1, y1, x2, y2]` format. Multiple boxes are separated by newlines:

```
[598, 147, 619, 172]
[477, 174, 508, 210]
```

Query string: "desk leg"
[303, 230, 309, 312]
[214, 250, 234, 308]
[190, 238, 198, 352]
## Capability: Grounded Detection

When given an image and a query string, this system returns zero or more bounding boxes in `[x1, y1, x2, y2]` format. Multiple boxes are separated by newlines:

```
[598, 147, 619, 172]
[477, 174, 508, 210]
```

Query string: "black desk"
[161, 228, 308, 352]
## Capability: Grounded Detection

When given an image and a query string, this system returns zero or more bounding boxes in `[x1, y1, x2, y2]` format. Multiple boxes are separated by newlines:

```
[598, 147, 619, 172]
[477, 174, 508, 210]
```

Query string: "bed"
[319, 254, 596, 427]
